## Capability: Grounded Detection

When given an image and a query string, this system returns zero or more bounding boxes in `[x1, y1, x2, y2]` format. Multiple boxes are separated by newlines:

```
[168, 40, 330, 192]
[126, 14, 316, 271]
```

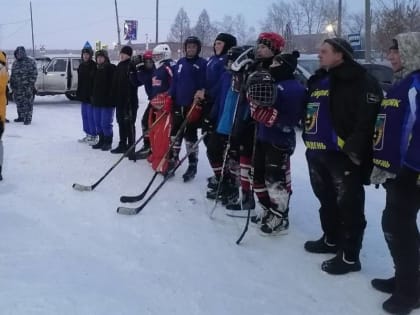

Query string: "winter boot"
[304, 234, 338, 254]
[0, 165, 3, 181]
[23, 119, 31, 125]
[382, 292, 420, 314]
[371, 277, 396, 294]
[110, 142, 128, 154]
[207, 176, 218, 189]
[321, 251, 361, 275]
[183, 162, 197, 182]
[92, 134, 105, 149]
[14, 117, 24, 123]
[135, 143, 151, 160]
[87, 135, 98, 145]
[128, 149, 137, 162]
[101, 136, 113, 151]
[78, 134, 89, 143]
[260, 210, 289, 236]
[225, 190, 255, 217]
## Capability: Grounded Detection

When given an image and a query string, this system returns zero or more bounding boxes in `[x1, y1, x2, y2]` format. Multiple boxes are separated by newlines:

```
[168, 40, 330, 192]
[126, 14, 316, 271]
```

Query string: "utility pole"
[365, 0, 372, 62]
[337, 0, 342, 37]
[30, 1, 35, 57]
[155, 0, 159, 43]
[114, 0, 121, 48]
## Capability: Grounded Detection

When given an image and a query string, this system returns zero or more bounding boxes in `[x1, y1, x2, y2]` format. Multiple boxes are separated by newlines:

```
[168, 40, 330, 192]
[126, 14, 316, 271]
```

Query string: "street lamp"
[326, 24, 334, 33]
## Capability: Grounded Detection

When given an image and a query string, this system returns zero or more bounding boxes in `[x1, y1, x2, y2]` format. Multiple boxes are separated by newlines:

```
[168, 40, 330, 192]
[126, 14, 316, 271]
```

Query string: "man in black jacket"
[91, 50, 116, 151]
[76, 47, 96, 144]
[110, 45, 139, 160]
[302, 38, 383, 274]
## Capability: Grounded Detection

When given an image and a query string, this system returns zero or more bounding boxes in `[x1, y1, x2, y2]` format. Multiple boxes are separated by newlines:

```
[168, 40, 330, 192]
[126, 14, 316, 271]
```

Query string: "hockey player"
[10, 46, 37, 125]
[369, 33, 420, 315]
[111, 46, 139, 161]
[76, 45, 96, 144]
[205, 46, 247, 210]
[91, 50, 116, 151]
[225, 33, 286, 217]
[167, 36, 207, 182]
[203, 32, 237, 140]
[129, 50, 155, 159]
[302, 38, 382, 274]
[249, 51, 306, 235]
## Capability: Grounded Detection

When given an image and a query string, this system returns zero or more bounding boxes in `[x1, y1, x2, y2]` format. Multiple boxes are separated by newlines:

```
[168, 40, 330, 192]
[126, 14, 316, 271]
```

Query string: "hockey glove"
[250, 103, 278, 127]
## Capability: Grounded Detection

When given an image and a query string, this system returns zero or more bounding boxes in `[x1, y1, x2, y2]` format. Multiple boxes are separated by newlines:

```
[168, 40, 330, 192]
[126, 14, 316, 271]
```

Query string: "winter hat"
[324, 38, 354, 60]
[389, 38, 399, 50]
[81, 47, 93, 56]
[214, 33, 237, 55]
[14, 46, 27, 60]
[120, 45, 133, 57]
[270, 51, 300, 81]
[275, 50, 300, 72]
[95, 49, 109, 60]
[257, 32, 285, 55]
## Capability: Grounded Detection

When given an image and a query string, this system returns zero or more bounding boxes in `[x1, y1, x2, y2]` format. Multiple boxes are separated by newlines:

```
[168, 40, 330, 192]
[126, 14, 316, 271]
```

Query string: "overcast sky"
[0, 0, 365, 50]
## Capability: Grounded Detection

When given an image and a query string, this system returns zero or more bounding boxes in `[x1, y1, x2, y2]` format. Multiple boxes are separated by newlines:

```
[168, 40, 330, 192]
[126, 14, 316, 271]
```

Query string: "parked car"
[295, 54, 394, 92]
[35, 54, 81, 100]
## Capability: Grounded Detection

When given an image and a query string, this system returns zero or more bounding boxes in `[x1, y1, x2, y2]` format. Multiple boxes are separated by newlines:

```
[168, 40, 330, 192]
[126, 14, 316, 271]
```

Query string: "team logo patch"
[373, 114, 386, 150]
[305, 103, 320, 134]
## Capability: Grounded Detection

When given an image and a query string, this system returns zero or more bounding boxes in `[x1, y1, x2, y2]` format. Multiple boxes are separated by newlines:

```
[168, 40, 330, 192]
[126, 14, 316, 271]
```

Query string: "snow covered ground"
[0, 93, 409, 315]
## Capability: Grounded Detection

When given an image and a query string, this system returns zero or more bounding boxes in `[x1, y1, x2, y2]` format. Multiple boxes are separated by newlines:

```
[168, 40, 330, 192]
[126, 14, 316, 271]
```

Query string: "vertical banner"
[124, 20, 138, 41]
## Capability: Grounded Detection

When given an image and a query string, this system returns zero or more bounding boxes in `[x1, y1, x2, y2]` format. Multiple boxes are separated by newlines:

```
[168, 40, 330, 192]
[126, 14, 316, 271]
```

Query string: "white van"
[35, 54, 81, 100]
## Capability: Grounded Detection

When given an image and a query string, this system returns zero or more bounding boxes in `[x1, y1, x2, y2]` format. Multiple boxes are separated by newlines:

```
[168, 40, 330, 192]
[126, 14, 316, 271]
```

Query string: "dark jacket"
[113, 59, 139, 113]
[76, 60, 96, 103]
[92, 62, 116, 107]
[307, 61, 383, 164]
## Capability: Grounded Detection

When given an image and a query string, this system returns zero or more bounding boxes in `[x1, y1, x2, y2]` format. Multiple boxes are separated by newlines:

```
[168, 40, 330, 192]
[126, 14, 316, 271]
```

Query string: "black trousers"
[253, 141, 292, 214]
[170, 106, 199, 163]
[116, 106, 138, 147]
[382, 171, 420, 298]
[306, 150, 366, 260]
[141, 104, 151, 146]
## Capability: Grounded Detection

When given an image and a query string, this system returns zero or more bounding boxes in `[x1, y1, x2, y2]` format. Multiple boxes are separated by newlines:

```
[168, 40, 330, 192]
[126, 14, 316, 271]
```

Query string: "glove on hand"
[250, 103, 278, 127]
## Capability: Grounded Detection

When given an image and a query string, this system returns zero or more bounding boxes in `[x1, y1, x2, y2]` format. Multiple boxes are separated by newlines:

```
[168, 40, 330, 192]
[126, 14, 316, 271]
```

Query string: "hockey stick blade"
[119, 172, 159, 203]
[116, 206, 139, 215]
[72, 183, 93, 191]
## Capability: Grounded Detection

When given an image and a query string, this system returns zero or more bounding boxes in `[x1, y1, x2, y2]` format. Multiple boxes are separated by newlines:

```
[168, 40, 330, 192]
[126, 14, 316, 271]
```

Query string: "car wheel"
[65, 91, 77, 101]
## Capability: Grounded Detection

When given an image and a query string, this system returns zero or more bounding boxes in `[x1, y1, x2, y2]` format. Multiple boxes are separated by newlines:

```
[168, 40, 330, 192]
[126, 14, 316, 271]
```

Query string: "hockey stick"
[236, 123, 258, 245]
[119, 101, 200, 203]
[72, 111, 168, 192]
[209, 88, 243, 218]
[117, 132, 207, 215]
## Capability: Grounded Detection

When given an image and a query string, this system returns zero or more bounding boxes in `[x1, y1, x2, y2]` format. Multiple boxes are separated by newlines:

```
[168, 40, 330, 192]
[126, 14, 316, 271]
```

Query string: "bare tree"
[261, 2, 291, 34]
[345, 12, 365, 34]
[168, 8, 191, 46]
[373, 0, 420, 51]
[192, 9, 218, 46]
[214, 13, 256, 45]
[261, 0, 339, 35]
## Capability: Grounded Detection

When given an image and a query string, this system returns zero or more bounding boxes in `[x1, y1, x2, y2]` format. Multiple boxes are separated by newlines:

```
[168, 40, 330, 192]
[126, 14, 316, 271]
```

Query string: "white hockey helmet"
[152, 44, 172, 64]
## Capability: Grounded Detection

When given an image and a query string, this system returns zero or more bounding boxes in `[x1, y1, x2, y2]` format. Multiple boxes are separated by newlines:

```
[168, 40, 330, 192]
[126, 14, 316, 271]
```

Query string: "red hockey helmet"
[257, 32, 285, 54]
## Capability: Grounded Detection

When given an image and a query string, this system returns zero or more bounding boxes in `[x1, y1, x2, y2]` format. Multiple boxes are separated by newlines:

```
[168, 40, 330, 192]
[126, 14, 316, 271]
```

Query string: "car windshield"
[298, 59, 319, 75]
